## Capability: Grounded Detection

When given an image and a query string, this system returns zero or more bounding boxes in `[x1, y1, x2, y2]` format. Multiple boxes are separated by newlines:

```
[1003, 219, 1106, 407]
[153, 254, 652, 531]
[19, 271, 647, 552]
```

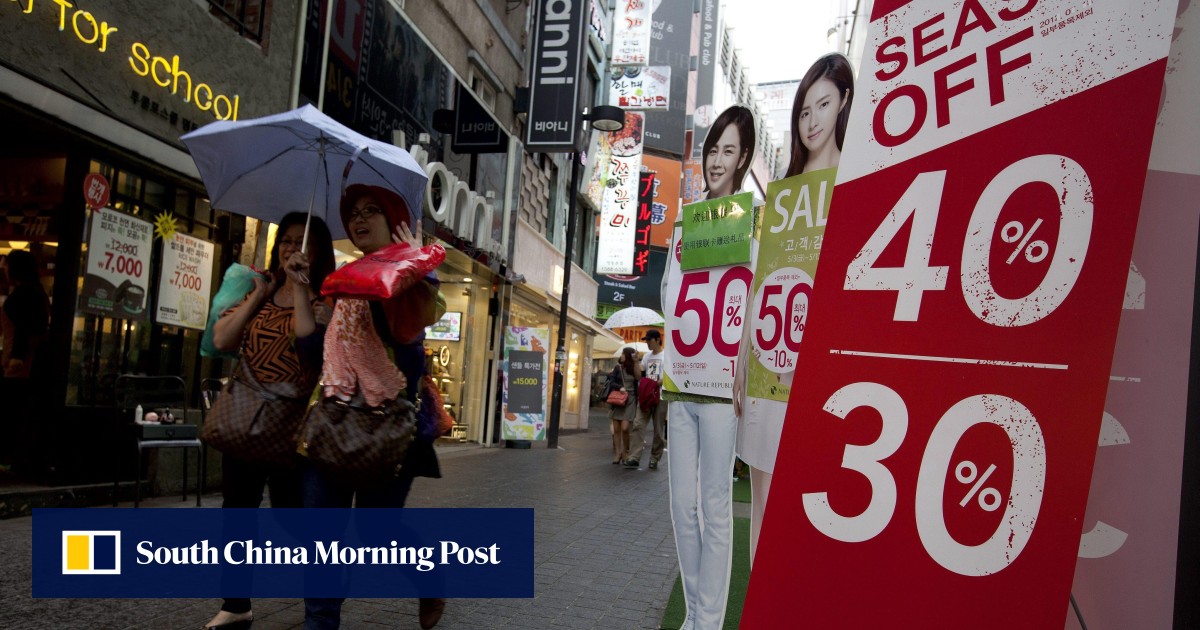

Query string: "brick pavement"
[0, 417, 682, 630]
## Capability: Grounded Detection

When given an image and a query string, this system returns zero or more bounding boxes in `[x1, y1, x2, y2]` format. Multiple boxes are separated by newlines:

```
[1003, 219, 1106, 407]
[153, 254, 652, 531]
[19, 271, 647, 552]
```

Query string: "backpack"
[638, 377, 661, 412]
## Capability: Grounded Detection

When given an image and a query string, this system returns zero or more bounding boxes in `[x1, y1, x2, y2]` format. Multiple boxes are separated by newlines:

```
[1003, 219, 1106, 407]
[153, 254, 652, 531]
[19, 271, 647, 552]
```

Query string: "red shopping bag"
[321, 242, 446, 300]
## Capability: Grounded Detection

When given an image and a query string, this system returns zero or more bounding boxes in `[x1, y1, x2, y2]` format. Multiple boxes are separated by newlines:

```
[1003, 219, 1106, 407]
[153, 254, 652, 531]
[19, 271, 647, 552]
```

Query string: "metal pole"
[547, 150, 581, 449]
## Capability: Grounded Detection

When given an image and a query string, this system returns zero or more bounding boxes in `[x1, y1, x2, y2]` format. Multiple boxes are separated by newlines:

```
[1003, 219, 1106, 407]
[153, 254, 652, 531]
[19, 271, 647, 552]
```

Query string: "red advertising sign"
[743, 1, 1177, 628]
[83, 172, 110, 210]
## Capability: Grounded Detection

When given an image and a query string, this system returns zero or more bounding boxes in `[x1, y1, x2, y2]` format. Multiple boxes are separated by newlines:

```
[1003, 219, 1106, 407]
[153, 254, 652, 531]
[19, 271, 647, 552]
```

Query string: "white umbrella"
[180, 104, 428, 243]
[613, 342, 650, 358]
[603, 306, 664, 329]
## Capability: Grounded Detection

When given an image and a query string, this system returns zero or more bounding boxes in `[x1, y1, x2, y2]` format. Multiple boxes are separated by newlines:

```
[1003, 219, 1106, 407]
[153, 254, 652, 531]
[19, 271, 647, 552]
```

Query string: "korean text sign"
[156, 233, 215, 330]
[743, 1, 1177, 628]
[80, 207, 153, 320]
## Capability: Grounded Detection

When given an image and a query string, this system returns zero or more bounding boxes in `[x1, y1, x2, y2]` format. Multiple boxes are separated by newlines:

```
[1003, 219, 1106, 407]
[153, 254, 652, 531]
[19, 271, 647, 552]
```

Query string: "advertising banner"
[80, 208, 153, 320]
[596, 112, 645, 275]
[155, 232, 215, 330]
[690, 0, 720, 161]
[632, 171, 655, 277]
[679, 192, 753, 270]
[609, 66, 671, 110]
[502, 327, 550, 441]
[641, 154, 682, 249]
[525, 0, 589, 151]
[1068, 3, 1200, 627]
[610, 0, 652, 66]
[662, 223, 754, 399]
[746, 169, 834, 403]
[642, 0, 692, 155]
[744, 1, 1178, 628]
[34, 508, 533, 598]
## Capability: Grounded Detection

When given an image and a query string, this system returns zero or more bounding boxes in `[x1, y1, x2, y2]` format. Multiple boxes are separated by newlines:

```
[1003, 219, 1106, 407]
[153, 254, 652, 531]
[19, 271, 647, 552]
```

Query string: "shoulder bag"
[200, 361, 311, 467]
[606, 389, 629, 407]
[300, 393, 418, 480]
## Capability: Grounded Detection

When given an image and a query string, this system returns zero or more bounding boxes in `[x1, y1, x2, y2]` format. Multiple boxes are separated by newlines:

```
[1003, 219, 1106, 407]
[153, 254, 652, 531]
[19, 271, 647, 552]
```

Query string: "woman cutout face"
[345, 193, 393, 254]
[798, 77, 846, 165]
[704, 124, 747, 199]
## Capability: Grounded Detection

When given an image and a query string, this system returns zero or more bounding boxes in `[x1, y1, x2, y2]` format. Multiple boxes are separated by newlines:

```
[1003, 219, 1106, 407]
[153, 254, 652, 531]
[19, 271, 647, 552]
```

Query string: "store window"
[65, 160, 233, 406]
[425, 245, 496, 442]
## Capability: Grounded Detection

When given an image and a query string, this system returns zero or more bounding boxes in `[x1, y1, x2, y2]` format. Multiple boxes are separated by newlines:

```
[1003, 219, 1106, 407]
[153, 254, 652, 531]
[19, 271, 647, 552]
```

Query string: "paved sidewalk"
[0, 422, 681, 629]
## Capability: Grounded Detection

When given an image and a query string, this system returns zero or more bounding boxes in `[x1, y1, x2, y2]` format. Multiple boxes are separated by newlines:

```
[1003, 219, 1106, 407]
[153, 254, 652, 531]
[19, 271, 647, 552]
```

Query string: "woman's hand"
[393, 221, 422, 248]
[283, 251, 311, 287]
[249, 274, 275, 305]
[313, 302, 333, 326]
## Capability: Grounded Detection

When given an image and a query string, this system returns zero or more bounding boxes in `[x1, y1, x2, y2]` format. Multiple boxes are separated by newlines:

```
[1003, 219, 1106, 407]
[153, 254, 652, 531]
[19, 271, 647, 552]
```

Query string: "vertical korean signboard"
[610, 0, 652, 66]
[595, 112, 645, 275]
[80, 208, 153, 320]
[525, 0, 589, 151]
[744, 1, 1177, 628]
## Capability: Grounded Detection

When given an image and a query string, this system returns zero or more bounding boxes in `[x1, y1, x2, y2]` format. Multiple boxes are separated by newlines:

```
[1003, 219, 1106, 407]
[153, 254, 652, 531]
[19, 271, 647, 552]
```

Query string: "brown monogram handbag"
[300, 393, 418, 479]
[200, 361, 311, 466]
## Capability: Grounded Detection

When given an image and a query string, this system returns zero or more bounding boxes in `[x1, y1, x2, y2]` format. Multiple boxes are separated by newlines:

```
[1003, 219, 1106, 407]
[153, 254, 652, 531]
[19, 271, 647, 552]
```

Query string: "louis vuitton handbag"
[300, 393, 418, 479]
[200, 361, 311, 466]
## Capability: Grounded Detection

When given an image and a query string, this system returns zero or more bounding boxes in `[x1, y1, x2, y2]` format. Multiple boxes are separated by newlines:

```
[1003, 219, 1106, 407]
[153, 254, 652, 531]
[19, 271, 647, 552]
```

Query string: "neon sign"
[13, 0, 242, 121]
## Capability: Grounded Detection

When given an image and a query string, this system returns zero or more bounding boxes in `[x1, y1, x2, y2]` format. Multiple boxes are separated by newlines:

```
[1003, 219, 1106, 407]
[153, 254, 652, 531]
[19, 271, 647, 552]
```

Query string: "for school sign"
[744, 1, 1177, 628]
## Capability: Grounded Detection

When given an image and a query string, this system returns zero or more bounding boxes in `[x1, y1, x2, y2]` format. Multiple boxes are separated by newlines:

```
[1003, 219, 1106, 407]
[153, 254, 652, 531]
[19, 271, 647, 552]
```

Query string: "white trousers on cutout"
[667, 400, 737, 630]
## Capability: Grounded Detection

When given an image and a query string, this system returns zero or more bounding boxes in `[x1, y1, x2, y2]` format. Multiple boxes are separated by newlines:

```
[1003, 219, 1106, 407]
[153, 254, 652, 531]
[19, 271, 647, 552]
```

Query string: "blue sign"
[34, 508, 533, 598]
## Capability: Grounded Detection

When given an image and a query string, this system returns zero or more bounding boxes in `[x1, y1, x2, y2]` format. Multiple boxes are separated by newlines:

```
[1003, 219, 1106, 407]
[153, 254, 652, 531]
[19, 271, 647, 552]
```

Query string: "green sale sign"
[679, 192, 754, 270]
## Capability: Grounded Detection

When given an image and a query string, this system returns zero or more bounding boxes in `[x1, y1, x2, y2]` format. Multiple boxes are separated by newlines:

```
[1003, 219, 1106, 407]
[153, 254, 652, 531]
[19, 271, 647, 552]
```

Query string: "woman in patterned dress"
[302, 184, 448, 630]
[204, 213, 336, 630]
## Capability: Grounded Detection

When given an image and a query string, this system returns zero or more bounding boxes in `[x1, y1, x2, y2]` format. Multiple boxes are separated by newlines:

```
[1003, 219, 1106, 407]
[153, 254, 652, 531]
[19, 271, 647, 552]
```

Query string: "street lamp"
[546, 105, 625, 449]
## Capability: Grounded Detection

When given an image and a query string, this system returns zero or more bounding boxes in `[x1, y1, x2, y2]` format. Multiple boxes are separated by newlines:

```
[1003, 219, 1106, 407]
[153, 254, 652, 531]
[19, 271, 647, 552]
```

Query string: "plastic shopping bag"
[200, 263, 267, 358]
[321, 242, 446, 301]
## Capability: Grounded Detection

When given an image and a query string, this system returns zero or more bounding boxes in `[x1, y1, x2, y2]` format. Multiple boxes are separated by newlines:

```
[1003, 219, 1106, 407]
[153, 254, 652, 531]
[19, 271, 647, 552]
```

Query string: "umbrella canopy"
[603, 306, 664, 329]
[613, 342, 650, 358]
[180, 104, 427, 241]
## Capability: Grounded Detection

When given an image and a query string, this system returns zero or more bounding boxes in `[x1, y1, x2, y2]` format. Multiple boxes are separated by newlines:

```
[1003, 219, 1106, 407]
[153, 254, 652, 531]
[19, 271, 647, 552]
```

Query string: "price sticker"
[80, 207, 153, 320]
[156, 232, 215, 330]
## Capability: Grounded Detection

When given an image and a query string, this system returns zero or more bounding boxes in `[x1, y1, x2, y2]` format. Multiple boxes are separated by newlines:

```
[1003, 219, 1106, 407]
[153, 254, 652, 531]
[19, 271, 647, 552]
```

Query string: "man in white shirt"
[627, 329, 666, 470]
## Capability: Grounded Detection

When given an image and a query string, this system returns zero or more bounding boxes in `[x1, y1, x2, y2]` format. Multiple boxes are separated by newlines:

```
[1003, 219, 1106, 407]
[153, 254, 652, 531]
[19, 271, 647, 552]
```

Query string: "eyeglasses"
[279, 238, 305, 248]
[347, 204, 384, 221]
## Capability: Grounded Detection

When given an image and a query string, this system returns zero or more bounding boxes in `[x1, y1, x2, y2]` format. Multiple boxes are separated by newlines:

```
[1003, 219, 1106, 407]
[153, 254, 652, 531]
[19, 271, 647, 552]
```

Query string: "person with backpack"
[627, 329, 665, 470]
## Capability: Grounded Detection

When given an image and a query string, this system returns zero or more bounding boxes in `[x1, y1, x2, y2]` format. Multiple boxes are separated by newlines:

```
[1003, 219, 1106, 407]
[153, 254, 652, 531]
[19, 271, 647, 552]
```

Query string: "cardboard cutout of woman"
[734, 53, 855, 564]
[662, 104, 756, 630]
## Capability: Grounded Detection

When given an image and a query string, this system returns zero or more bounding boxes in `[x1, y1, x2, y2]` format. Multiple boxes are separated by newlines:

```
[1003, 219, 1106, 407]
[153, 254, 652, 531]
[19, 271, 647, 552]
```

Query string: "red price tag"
[83, 173, 110, 210]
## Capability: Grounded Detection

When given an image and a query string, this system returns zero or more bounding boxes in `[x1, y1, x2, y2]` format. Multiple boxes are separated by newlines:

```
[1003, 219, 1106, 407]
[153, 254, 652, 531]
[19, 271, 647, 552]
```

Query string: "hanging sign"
[80, 208, 153, 320]
[525, 0, 589, 151]
[596, 112, 645, 275]
[155, 232, 215, 330]
[502, 327, 550, 441]
[743, 1, 1178, 628]
[610, 0, 652, 66]
[662, 223, 754, 399]
[609, 66, 671, 110]
[631, 171, 655, 276]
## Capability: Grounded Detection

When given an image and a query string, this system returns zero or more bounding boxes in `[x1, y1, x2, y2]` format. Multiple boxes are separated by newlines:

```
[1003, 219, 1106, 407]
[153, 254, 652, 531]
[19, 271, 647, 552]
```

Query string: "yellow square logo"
[61, 531, 121, 575]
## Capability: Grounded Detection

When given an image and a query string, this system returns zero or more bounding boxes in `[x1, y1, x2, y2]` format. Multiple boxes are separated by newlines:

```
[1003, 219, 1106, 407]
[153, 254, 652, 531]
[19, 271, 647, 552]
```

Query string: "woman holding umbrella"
[204, 213, 336, 630]
[302, 184, 447, 630]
